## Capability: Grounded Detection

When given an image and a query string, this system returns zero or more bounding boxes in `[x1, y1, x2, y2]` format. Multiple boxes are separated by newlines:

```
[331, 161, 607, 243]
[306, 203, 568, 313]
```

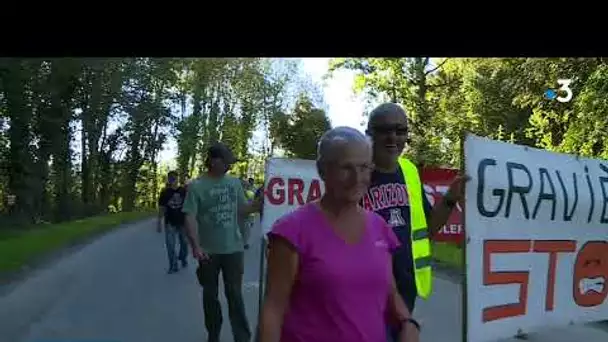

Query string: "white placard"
[260, 158, 325, 236]
[464, 134, 608, 342]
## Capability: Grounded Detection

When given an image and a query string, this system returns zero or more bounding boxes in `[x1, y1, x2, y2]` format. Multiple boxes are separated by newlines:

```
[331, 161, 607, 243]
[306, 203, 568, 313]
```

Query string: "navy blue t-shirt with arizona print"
[361, 169, 432, 310]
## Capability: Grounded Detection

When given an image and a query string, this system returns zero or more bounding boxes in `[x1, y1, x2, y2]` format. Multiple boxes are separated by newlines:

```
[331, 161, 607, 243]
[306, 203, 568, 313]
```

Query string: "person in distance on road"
[184, 174, 192, 191]
[254, 180, 266, 257]
[259, 127, 420, 342]
[157, 171, 189, 274]
[241, 178, 256, 250]
[364, 102, 467, 341]
[247, 177, 255, 192]
[182, 142, 261, 342]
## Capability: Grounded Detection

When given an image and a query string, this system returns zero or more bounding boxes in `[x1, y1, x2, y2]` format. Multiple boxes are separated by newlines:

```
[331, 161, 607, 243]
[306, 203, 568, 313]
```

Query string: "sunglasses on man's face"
[371, 124, 408, 136]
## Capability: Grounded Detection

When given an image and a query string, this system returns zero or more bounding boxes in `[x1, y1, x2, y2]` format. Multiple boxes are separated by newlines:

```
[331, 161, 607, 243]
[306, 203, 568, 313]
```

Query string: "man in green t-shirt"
[182, 142, 261, 342]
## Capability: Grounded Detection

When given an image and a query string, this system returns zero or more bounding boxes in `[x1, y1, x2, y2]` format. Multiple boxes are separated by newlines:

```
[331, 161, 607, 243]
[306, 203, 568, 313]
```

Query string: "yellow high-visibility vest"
[245, 190, 255, 200]
[398, 157, 433, 299]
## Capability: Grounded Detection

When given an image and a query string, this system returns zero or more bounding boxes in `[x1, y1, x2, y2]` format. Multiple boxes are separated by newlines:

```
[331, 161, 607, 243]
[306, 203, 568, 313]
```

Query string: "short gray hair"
[316, 126, 370, 176]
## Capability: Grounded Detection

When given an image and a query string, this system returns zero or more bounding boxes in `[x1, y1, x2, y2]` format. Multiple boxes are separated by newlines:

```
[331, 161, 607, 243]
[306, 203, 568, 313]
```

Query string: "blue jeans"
[165, 223, 188, 268]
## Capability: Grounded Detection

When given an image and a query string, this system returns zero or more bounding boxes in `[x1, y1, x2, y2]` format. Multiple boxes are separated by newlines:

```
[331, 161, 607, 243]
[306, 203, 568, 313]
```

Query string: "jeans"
[196, 252, 251, 342]
[165, 223, 188, 269]
[387, 294, 417, 342]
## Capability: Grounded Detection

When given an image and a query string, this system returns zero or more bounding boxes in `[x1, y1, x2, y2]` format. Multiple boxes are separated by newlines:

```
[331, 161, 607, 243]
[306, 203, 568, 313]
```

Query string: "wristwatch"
[400, 317, 421, 332]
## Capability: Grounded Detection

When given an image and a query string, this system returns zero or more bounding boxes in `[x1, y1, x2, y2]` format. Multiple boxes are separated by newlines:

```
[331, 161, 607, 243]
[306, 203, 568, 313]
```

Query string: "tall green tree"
[329, 57, 608, 168]
[329, 58, 449, 166]
[0, 57, 321, 228]
[272, 94, 332, 160]
[0, 59, 37, 222]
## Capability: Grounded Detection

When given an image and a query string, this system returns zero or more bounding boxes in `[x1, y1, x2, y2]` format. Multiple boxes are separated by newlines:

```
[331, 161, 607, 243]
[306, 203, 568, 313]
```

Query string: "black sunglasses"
[371, 124, 408, 136]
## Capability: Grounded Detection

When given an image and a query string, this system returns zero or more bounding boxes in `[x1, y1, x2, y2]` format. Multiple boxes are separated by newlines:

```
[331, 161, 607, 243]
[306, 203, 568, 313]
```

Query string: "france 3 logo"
[544, 79, 573, 103]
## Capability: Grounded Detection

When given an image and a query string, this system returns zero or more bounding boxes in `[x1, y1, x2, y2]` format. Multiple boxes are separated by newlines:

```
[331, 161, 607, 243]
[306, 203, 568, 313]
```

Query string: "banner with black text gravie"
[464, 134, 608, 342]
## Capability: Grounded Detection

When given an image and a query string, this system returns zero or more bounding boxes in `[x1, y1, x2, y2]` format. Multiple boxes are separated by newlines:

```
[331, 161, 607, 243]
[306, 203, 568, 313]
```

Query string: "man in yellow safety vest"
[362, 103, 466, 341]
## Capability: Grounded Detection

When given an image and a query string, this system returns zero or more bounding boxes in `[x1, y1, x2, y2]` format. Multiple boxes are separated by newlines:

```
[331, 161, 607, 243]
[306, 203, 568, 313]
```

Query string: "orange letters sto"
[482, 240, 577, 322]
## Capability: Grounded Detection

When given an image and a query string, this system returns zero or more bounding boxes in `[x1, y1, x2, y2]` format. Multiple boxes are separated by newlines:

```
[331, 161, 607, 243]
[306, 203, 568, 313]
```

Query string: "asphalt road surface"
[1, 218, 607, 342]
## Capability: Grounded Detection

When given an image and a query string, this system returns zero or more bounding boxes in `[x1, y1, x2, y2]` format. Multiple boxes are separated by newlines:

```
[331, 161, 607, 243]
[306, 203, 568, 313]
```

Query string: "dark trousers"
[165, 223, 188, 269]
[196, 252, 251, 342]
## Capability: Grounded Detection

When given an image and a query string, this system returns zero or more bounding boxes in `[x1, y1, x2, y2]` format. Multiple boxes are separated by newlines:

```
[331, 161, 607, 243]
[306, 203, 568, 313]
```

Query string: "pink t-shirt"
[269, 202, 400, 342]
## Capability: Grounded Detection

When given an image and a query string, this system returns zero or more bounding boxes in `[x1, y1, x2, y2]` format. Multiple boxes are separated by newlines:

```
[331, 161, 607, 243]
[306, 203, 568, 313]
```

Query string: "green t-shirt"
[182, 175, 247, 254]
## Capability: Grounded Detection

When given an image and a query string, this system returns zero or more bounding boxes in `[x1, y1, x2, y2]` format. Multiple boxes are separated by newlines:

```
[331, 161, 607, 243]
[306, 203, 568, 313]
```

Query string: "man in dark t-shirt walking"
[364, 103, 467, 342]
[158, 170, 189, 274]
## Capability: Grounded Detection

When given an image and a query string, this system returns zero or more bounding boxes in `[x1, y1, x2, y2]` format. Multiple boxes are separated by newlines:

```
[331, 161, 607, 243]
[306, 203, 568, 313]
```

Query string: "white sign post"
[464, 134, 608, 342]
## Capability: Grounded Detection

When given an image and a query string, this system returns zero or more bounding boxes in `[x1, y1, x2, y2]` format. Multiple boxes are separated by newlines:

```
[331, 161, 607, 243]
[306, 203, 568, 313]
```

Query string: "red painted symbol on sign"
[572, 241, 608, 307]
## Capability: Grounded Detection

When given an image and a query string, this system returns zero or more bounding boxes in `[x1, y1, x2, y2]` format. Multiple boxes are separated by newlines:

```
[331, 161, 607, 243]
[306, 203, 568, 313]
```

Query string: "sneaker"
[167, 265, 178, 274]
[181, 259, 188, 268]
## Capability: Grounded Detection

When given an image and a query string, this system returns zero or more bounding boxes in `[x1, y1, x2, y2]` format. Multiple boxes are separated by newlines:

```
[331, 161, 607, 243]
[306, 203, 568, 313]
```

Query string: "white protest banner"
[464, 134, 608, 342]
[261, 158, 325, 236]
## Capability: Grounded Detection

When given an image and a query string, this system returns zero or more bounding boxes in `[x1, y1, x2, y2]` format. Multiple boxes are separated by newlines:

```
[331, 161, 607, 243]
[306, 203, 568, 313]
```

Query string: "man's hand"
[445, 174, 471, 205]
[156, 220, 163, 233]
[192, 245, 209, 261]
[398, 321, 420, 342]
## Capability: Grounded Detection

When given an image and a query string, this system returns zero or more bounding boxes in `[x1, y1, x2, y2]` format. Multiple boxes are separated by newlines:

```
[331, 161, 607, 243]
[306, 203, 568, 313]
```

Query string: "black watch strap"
[400, 317, 421, 332]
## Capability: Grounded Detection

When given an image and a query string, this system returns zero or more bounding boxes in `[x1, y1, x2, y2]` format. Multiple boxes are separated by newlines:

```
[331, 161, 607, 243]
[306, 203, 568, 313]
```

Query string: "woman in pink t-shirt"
[259, 127, 421, 342]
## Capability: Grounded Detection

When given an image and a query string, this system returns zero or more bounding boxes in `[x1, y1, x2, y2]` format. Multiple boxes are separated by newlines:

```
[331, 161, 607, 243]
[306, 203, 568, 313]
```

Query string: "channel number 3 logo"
[554, 79, 573, 103]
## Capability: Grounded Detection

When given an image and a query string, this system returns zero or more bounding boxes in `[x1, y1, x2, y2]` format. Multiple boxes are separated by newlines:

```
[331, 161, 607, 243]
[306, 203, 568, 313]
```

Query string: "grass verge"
[432, 241, 464, 271]
[0, 210, 155, 274]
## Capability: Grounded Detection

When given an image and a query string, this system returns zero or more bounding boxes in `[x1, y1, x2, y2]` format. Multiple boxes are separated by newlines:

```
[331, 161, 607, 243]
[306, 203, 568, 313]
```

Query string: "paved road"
[1, 218, 607, 342]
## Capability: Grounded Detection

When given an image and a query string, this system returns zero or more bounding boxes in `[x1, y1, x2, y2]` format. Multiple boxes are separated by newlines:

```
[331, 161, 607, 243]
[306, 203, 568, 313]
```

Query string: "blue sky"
[299, 58, 371, 131]
[158, 58, 373, 164]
